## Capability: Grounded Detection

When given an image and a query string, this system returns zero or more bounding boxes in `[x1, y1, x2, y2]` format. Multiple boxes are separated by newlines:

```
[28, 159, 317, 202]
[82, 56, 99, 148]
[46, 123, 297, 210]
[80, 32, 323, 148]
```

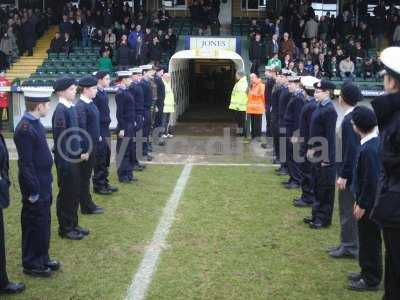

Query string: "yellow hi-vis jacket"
[229, 76, 249, 112]
[162, 79, 175, 113]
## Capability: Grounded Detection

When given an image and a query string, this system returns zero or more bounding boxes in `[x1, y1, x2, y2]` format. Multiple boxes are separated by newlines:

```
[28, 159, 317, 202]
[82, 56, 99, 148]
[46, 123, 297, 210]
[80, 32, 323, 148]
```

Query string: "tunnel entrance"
[169, 50, 245, 136]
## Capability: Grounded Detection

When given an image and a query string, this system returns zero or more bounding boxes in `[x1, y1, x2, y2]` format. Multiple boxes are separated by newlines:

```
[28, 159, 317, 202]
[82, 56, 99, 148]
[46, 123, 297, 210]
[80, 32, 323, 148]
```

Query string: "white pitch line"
[125, 163, 193, 300]
[144, 162, 280, 167]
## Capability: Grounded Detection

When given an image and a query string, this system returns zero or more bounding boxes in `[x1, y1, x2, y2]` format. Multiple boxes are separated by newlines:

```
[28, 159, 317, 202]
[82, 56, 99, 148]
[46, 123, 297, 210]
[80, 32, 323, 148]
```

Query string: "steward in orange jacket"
[247, 73, 265, 138]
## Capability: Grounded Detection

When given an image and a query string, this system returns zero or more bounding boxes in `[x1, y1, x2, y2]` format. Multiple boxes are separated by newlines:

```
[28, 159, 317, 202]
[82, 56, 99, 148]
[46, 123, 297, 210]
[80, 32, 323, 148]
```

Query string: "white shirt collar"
[59, 97, 74, 108]
[361, 130, 378, 145]
[80, 95, 92, 104]
[344, 106, 355, 117]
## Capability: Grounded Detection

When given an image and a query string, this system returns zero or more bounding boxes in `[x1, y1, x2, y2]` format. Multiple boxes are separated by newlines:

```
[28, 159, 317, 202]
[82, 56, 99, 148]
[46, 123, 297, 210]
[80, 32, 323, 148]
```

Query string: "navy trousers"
[300, 158, 315, 203]
[143, 109, 151, 155]
[286, 138, 302, 185]
[93, 137, 111, 189]
[79, 150, 98, 213]
[0, 209, 9, 287]
[21, 200, 51, 269]
[312, 164, 336, 225]
[116, 136, 133, 181]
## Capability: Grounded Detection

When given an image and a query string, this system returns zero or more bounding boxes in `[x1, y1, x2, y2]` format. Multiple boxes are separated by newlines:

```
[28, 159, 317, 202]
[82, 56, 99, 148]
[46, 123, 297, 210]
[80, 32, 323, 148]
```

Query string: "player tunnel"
[168, 50, 245, 129]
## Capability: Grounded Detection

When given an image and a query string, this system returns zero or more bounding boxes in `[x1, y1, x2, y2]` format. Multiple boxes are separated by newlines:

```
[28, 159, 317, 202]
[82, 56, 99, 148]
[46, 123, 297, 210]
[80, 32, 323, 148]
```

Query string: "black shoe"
[74, 226, 90, 236]
[82, 206, 104, 215]
[281, 181, 291, 185]
[45, 260, 61, 271]
[129, 177, 138, 182]
[23, 267, 52, 278]
[133, 164, 145, 171]
[309, 221, 329, 229]
[272, 158, 280, 164]
[348, 279, 379, 291]
[59, 230, 84, 240]
[146, 155, 153, 161]
[261, 143, 268, 149]
[303, 216, 314, 224]
[94, 187, 113, 195]
[329, 247, 357, 259]
[119, 178, 131, 183]
[326, 245, 341, 253]
[285, 182, 300, 189]
[0, 282, 25, 294]
[276, 170, 289, 176]
[158, 140, 166, 146]
[293, 198, 312, 208]
[348, 272, 362, 282]
[106, 185, 118, 192]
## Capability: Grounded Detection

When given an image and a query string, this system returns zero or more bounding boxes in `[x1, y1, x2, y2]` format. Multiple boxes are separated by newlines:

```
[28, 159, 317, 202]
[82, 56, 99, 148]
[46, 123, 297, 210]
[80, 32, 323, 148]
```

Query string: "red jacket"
[0, 76, 10, 108]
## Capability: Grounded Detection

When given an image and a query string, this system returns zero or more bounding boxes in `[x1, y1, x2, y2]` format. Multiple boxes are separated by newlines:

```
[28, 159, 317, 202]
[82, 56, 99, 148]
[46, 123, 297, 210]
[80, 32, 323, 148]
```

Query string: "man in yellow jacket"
[229, 70, 248, 136]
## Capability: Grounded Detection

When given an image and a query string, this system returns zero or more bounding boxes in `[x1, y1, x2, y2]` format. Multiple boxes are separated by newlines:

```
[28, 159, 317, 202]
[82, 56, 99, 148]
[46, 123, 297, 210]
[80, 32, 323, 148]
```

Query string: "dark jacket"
[93, 88, 111, 138]
[371, 92, 400, 227]
[14, 114, 53, 202]
[299, 98, 317, 156]
[0, 134, 10, 209]
[76, 99, 101, 154]
[249, 40, 265, 62]
[116, 44, 132, 66]
[284, 91, 305, 137]
[116, 88, 136, 136]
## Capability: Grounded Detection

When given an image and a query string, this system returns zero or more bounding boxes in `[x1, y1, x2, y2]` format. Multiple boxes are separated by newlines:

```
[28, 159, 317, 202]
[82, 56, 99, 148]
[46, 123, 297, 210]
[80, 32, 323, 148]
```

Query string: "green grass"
[148, 166, 383, 300]
[3, 162, 182, 300]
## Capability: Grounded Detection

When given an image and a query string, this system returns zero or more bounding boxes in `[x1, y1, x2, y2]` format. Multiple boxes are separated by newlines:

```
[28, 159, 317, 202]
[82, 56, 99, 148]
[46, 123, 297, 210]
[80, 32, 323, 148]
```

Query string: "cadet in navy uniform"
[115, 70, 137, 183]
[92, 71, 118, 195]
[153, 66, 166, 137]
[348, 106, 382, 291]
[270, 69, 283, 165]
[140, 65, 155, 161]
[329, 83, 361, 259]
[0, 128, 25, 294]
[75, 76, 104, 215]
[276, 70, 291, 176]
[293, 76, 319, 208]
[262, 66, 276, 148]
[14, 88, 61, 278]
[283, 76, 305, 189]
[370, 47, 400, 300]
[52, 77, 89, 240]
[304, 80, 338, 229]
[129, 67, 146, 171]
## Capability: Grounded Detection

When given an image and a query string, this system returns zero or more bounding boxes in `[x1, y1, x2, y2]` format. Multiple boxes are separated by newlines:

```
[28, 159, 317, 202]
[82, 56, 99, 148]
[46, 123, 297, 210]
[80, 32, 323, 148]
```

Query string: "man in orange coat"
[247, 73, 265, 139]
[0, 71, 10, 130]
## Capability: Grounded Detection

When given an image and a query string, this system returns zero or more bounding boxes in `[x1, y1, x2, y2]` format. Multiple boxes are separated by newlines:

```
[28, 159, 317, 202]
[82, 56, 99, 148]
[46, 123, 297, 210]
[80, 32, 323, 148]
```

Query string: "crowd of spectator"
[48, 2, 179, 71]
[249, 0, 399, 80]
[0, 6, 52, 70]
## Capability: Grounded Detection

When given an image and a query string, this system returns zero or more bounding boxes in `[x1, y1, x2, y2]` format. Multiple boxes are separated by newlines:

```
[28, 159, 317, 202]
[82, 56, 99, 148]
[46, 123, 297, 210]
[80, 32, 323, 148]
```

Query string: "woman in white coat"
[161, 73, 175, 138]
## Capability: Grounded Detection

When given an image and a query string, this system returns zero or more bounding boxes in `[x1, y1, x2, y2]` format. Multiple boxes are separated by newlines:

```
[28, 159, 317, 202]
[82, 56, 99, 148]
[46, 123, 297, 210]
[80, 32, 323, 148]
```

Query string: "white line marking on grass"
[145, 162, 279, 167]
[125, 163, 193, 300]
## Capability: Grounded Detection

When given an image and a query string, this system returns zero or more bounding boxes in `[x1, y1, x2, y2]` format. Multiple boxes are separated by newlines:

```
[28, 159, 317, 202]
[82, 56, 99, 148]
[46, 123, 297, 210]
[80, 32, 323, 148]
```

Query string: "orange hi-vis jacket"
[247, 79, 265, 115]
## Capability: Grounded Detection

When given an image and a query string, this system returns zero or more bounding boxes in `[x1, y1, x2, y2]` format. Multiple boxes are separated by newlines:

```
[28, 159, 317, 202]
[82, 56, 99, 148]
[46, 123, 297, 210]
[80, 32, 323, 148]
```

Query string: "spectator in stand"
[115, 36, 132, 70]
[0, 33, 13, 66]
[62, 32, 73, 55]
[105, 28, 116, 49]
[92, 29, 104, 47]
[249, 19, 261, 38]
[98, 50, 113, 72]
[304, 58, 314, 74]
[21, 16, 35, 56]
[304, 16, 318, 41]
[128, 24, 144, 50]
[313, 64, 322, 79]
[280, 32, 295, 59]
[331, 56, 338, 78]
[266, 34, 280, 60]
[74, 15, 83, 46]
[339, 55, 355, 80]
[282, 54, 292, 70]
[296, 61, 307, 76]
[318, 16, 329, 41]
[48, 32, 64, 54]
[393, 23, 400, 46]
[267, 53, 282, 69]
[249, 33, 265, 74]
[59, 15, 72, 37]
[149, 36, 162, 66]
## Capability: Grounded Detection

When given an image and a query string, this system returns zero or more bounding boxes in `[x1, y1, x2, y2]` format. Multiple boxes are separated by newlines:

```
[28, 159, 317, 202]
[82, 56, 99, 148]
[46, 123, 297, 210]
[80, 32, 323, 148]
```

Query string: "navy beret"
[341, 82, 362, 106]
[352, 106, 377, 133]
[78, 75, 98, 87]
[95, 71, 109, 80]
[314, 79, 336, 91]
[53, 76, 77, 92]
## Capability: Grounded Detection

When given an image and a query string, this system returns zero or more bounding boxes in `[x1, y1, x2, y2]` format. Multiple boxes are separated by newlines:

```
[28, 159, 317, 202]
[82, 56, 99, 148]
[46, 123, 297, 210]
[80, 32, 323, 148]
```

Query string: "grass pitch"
[3, 163, 383, 299]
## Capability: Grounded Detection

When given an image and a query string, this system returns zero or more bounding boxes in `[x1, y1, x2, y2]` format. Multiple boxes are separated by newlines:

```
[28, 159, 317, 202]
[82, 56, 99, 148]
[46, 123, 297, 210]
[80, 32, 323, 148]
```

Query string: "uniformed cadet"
[349, 106, 382, 292]
[293, 76, 319, 208]
[14, 87, 60, 278]
[140, 65, 155, 161]
[52, 77, 88, 240]
[276, 69, 291, 175]
[115, 70, 137, 183]
[0, 121, 25, 294]
[76, 76, 104, 214]
[329, 83, 361, 259]
[270, 68, 283, 164]
[153, 66, 166, 137]
[262, 65, 277, 147]
[304, 80, 338, 229]
[92, 71, 118, 195]
[129, 67, 146, 171]
[370, 46, 400, 300]
[229, 70, 248, 137]
[283, 75, 305, 189]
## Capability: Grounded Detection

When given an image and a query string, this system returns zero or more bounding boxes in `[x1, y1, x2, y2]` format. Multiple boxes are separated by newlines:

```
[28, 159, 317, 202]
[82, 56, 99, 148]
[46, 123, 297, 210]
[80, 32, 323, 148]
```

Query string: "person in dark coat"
[129, 68, 146, 172]
[116, 39, 132, 70]
[75, 76, 104, 215]
[52, 77, 88, 241]
[249, 33, 265, 74]
[293, 76, 319, 208]
[140, 65, 155, 161]
[153, 67, 166, 140]
[329, 83, 361, 259]
[14, 88, 60, 278]
[283, 76, 305, 189]
[115, 70, 137, 183]
[263, 66, 276, 143]
[304, 80, 338, 229]
[92, 71, 118, 195]
[370, 47, 400, 300]
[348, 106, 382, 292]
[48, 32, 64, 53]
[0, 130, 25, 294]
[149, 37, 162, 66]
[270, 68, 283, 165]
[22, 17, 36, 56]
